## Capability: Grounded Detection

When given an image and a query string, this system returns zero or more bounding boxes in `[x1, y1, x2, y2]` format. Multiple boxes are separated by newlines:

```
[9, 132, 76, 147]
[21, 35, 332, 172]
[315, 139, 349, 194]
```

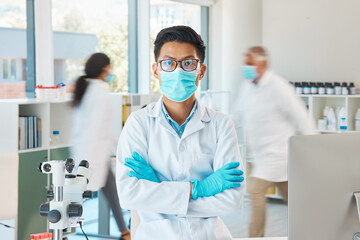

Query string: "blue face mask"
[106, 72, 116, 83]
[160, 68, 198, 102]
[242, 65, 258, 81]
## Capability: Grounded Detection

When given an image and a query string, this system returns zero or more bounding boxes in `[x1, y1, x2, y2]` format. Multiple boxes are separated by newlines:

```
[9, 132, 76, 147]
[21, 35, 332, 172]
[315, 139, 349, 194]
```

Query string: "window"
[52, 0, 129, 92]
[0, 0, 27, 98]
[150, 0, 201, 93]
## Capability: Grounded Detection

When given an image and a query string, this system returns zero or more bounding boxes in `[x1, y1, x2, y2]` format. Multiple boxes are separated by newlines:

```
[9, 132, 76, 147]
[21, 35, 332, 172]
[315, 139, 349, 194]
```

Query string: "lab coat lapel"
[159, 117, 179, 138]
[147, 98, 180, 138]
[181, 101, 211, 140]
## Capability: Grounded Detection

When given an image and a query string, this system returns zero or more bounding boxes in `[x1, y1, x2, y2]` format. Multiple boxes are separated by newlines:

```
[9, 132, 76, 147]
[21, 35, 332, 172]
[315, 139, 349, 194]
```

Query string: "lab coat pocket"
[134, 219, 183, 240]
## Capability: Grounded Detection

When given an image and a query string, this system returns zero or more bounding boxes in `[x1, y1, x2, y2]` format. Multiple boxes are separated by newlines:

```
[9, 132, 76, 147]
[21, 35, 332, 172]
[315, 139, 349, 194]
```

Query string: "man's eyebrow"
[162, 55, 176, 60]
[182, 55, 196, 59]
[161, 55, 196, 60]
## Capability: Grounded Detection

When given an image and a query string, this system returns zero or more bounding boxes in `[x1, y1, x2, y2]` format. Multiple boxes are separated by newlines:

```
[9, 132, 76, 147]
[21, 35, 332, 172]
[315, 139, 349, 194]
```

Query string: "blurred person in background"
[233, 46, 315, 237]
[70, 53, 130, 240]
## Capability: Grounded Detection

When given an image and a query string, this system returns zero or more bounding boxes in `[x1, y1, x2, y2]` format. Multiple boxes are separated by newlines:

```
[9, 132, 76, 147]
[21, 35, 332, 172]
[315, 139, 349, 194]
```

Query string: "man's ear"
[152, 63, 160, 80]
[198, 64, 207, 80]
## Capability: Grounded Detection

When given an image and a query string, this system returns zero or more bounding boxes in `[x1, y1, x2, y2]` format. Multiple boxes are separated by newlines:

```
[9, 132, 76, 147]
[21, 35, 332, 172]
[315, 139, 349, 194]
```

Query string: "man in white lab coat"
[233, 46, 315, 237]
[116, 26, 245, 239]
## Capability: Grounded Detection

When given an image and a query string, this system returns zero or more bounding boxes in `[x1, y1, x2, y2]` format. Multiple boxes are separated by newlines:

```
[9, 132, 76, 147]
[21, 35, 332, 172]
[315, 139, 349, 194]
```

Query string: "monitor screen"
[289, 133, 360, 239]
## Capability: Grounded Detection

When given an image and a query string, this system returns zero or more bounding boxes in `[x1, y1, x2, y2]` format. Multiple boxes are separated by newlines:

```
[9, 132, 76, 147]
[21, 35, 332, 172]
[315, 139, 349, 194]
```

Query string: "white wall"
[262, 0, 360, 85]
[209, 0, 262, 104]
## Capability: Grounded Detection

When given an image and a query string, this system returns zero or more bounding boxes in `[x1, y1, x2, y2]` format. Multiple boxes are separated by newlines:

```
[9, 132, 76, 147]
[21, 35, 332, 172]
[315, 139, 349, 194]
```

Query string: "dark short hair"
[154, 25, 206, 64]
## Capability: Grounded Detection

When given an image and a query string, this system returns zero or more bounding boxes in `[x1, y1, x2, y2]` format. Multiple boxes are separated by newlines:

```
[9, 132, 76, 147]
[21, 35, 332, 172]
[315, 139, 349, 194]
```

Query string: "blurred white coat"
[71, 79, 114, 190]
[232, 70, 315, 182]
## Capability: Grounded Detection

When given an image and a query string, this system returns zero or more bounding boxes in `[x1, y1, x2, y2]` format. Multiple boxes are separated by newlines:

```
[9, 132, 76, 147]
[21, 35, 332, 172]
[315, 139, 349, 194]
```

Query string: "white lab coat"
[233, 70, 315, 182]
[116, 98, 244, 240]
[70, 79, 114, 191]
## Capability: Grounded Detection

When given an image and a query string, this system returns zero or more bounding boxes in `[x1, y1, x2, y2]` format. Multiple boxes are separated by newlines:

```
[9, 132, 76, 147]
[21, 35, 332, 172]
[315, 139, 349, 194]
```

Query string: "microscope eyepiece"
[65, 158, 75, 173]
[43, 163, 52, 172]
[79, 160, 89, 168]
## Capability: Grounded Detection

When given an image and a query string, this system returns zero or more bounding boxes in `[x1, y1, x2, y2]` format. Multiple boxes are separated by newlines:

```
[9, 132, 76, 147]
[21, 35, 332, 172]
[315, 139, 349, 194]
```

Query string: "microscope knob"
[46, 190, 54, 199]
[48, 210, 61, 223]
[83, 191, 93, 199]
[39, 202, 49, 217]
[353, 232, 360, 240]
[68, 203, 83, 218]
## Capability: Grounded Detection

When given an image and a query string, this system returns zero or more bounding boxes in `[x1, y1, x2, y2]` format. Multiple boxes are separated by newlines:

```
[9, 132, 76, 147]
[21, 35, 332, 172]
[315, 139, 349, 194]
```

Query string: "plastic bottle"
[295, 82, 303, 95]
[342, 82, 349, 95]
[323, 106, 330, 128]
[336, 106, 341, 130]
[334, 82, 341, 95]
[318, 83, 326, 95]
[51, 130, 60, 146]
[355, 109, 360, 131]
[327, 108, 337, 131]
[339, 107, 347, 130]
[350, 82, 356, 95]
[310, 82, 318, 94]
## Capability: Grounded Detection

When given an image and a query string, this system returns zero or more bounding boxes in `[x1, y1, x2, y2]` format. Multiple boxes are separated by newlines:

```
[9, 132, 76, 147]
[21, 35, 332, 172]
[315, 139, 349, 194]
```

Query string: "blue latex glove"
[124, 152, 160, 183]
[191, 162, 244, 200]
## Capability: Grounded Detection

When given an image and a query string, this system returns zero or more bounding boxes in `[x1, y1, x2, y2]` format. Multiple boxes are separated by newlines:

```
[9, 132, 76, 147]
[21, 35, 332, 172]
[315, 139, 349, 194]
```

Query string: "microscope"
[38, 158, 93, 240]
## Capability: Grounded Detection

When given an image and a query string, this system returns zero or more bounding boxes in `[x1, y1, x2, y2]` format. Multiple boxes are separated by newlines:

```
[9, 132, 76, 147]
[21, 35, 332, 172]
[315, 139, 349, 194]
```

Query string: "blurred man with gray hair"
[233, 46, 315, 237]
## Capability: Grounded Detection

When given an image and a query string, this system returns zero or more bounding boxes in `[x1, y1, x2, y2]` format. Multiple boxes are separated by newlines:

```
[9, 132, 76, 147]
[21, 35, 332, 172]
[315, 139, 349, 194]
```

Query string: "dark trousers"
[100, 169, 127, 232]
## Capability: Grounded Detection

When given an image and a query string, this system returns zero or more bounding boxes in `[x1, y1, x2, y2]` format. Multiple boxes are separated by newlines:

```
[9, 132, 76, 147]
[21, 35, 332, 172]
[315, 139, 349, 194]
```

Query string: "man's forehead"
[159, 41, 198, 59]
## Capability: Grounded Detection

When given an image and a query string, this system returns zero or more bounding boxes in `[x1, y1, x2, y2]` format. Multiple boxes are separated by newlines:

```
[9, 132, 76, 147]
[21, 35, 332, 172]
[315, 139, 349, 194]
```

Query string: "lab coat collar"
[147, 97, 211, 123]
[147, 97, 211, 139]
[255, 70, 273, 87]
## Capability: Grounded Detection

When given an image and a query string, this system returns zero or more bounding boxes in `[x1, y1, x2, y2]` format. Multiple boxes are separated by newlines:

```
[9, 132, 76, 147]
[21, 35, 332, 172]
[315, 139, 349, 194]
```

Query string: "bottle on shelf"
[338, 107, 347, 130]
[342, 82, 349, 95]
[334, 82, 341, 95]
[51, 130, 61, 146]
[310, 82, 318, 94]
[350, 82, 356, 95]
[302, 82, 310, 94]
[336, 106, 341, 130]
[327, 108, 337, 131]
[295, 82, 303, 95]
[318, 82, 326, 95]
[326, 83, 334, 95]
[323, 106, 330, 128]
[355, 109, 360, 131]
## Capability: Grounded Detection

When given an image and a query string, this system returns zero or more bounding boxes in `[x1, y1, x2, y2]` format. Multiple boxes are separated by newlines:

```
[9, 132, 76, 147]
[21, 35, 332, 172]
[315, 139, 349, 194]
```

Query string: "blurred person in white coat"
[70, 53, 130, 240]
[233, 46, 315, 237]
[116, 26, 245, 240]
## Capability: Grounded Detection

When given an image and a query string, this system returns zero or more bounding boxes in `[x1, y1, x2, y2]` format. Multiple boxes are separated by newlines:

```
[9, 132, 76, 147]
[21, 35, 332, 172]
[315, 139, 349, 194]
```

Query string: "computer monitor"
[289, 133, 360, 240]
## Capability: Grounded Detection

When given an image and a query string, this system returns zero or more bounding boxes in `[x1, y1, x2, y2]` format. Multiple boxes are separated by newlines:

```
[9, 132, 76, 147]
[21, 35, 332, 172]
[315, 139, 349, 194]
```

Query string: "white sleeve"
[278, 82, 316, 135]
[182, 115, 245, 218]
[116, 112, 191, 215]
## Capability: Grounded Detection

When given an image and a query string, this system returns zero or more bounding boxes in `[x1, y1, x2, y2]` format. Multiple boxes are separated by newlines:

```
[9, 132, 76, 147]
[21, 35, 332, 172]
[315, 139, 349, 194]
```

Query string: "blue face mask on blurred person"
[160, 68, 198, 102]
[106, 72, 116, 83]
[242, 65, 258, 81]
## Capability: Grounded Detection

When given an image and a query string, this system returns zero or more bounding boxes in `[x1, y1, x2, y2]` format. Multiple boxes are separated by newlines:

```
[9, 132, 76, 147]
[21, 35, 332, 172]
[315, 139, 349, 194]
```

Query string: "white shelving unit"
[0, 93, 160, 240]
[0, 98, 73, 154]
[299, 94, 360, 132]
[0, 98, 74, 240]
